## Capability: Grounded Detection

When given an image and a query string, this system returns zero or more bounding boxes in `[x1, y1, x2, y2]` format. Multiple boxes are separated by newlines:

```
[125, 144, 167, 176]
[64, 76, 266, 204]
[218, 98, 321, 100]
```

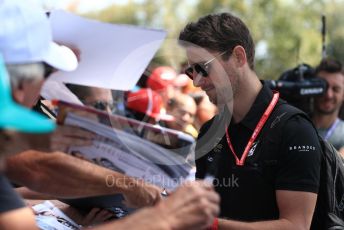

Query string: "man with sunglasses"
[66, 84, 115, 113]
[179, 13, 322, 229]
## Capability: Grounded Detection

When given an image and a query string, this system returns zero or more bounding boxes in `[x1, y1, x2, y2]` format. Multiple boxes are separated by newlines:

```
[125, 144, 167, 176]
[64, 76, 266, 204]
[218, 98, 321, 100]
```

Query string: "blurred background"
[33, 0, 344, 81]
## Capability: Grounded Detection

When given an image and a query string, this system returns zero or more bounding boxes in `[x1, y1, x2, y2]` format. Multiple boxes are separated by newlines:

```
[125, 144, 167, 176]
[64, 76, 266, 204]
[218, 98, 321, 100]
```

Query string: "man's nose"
[182, 113, 190, 122]
[325, 88, 334, 99]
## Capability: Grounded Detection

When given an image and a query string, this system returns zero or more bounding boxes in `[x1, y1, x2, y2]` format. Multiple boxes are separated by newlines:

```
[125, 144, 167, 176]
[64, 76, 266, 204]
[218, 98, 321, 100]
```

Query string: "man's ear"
[232, 45, 247, 68]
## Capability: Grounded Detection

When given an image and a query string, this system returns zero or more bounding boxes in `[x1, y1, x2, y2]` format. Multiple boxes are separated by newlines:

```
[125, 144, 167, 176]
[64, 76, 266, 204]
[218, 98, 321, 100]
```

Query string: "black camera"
[265, 63, 328, 115]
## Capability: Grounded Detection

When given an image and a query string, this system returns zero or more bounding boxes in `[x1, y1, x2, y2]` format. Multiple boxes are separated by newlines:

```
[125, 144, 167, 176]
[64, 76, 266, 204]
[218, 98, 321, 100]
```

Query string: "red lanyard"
[225, 91, 280, 166]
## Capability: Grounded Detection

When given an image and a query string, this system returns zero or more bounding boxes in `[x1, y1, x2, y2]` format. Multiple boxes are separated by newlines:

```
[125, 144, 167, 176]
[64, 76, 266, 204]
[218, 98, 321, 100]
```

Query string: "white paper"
[64, 112, 191, 190]
[49, 10, 166, 91]
[41, 80, 83, 105]
[33, 201, 80, 230]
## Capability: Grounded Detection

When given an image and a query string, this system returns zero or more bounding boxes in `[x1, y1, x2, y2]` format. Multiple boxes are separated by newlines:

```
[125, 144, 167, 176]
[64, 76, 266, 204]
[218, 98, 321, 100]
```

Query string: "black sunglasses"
[184, 50, 228, 80]
[85, 100, 115, 112]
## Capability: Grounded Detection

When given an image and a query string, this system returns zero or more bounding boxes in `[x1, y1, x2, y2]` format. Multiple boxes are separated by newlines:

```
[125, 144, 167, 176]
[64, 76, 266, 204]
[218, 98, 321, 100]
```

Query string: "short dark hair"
[179, 12, 255, 70]
[66, 83, 92, 100]
[315, 57, 344, 76]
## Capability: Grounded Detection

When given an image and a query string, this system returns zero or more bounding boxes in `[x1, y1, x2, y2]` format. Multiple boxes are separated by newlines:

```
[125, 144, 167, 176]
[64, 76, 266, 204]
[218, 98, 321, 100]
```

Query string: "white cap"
[0, 0, 78, 71]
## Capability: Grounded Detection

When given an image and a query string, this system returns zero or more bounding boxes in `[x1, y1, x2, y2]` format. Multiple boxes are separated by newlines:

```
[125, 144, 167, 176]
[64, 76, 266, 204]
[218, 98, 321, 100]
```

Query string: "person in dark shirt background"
[312, 58, 344, 158]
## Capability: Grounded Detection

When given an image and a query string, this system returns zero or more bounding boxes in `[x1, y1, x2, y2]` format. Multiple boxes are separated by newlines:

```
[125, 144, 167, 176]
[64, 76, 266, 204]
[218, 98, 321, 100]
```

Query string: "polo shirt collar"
[232, 82, 273, 131]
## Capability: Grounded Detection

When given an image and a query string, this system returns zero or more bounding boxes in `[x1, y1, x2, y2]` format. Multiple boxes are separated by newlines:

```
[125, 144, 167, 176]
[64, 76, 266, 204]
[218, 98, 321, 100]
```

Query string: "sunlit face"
[11, 78, 45, 108]
[8, 63, 45, 108]
[167, 96, 196, 131]
[315, 71, 344, 115]
[196, 96, 217, 125]
[185, 46, 236, 106]
[25, 79, 45, 108]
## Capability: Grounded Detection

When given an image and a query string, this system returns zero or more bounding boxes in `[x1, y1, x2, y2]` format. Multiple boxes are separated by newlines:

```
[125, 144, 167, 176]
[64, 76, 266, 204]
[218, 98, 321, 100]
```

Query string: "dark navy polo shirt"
[195, 83, 321, 221]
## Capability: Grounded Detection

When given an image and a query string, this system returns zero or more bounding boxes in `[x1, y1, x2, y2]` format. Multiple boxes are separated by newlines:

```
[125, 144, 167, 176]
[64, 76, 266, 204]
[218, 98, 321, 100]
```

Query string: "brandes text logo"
[289, 145, 316, 152]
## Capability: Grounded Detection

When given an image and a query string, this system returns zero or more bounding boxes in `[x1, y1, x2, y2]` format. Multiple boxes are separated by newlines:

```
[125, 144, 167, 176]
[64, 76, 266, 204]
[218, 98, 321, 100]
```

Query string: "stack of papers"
[55, 100, 194, 216]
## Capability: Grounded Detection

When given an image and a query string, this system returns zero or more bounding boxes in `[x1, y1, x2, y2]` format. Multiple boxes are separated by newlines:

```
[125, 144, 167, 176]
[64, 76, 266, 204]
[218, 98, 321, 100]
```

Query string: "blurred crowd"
[0, 1, 220, 230]
[64, 65, 218, 139]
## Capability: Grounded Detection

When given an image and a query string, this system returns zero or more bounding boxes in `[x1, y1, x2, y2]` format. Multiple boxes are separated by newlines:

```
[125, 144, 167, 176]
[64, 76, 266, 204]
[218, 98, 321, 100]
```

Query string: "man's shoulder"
[333, 118, 344, 137]
[337, 118, 344, 127]
[277, 113, 319, 144]
[269, 102, 314, 133]
[283, 112, 314, 129]
[263, 103, 321, 153]
[329, 118, 344, 149]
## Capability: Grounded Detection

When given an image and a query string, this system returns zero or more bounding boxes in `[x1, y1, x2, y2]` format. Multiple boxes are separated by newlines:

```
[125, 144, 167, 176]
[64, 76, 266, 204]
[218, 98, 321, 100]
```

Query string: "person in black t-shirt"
[0, 174, 24, 213]
[0, 132, 39, 230]
[0, 175, 37, 229]
[179, 12, 321, 229]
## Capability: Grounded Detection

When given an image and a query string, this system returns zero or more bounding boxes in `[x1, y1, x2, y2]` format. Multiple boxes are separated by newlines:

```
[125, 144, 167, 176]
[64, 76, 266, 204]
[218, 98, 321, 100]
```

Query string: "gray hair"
[6, 63, 45, 88]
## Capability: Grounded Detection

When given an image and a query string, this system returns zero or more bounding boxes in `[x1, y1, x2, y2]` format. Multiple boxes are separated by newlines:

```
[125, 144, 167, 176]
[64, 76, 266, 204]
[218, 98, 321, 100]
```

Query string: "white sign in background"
[48, 10, 166, 91]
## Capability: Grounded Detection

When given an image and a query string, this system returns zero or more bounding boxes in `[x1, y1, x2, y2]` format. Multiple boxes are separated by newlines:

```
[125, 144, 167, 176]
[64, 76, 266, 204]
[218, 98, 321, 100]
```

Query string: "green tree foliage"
[326, 0, 344, 62]
[81, 0, 344, 79]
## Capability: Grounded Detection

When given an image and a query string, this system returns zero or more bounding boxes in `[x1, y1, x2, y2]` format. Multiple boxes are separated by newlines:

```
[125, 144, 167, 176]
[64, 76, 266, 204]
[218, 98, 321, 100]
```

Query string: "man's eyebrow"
[188, 60, 208, 65]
